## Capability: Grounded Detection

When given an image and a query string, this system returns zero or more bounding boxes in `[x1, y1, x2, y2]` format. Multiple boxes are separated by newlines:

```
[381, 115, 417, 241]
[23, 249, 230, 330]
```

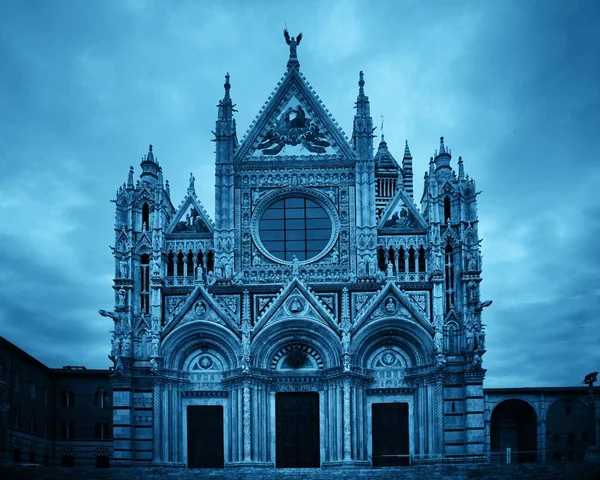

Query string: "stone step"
[2, 463, 600, 480]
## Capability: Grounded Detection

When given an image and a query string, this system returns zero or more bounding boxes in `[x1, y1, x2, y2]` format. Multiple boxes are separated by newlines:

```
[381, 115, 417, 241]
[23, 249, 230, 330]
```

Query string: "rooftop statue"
[284, 28, 302, 58]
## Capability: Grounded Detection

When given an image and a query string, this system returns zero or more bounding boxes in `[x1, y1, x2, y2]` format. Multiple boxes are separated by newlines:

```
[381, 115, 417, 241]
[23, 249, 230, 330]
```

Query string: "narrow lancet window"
[142, 203, 150, 231]
[408, 247, 416, 273]
[444, 196, 451, 224]
[418, 246, 426, 272]
[140, 254, 150, 315]
[444, 245, 455, 312]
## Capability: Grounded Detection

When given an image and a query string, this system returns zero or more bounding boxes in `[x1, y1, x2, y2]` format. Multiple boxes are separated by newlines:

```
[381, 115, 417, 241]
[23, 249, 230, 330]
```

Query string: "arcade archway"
[491, 399, 537, 462]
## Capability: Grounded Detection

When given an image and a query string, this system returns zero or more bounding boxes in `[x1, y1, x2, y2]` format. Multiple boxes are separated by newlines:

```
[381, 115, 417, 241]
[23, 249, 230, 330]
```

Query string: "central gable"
[235, 68, 355, 161]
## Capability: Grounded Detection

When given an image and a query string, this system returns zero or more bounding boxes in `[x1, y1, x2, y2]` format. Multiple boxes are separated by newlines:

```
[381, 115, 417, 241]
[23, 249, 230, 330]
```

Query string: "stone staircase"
[2, 463, 600, 480]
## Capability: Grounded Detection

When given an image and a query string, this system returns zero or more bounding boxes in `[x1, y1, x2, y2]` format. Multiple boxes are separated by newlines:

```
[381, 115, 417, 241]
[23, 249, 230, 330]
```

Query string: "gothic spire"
[402, 140, 414, 199]
[214, 72, 237, 164]
[352, 71, 374, 160]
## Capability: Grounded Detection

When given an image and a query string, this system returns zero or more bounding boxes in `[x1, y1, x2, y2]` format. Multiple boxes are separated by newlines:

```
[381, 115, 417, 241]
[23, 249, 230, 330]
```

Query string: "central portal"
[276, 392, 320, 468]
[187, 406, 224, 468]
[372, 402, 410, 466]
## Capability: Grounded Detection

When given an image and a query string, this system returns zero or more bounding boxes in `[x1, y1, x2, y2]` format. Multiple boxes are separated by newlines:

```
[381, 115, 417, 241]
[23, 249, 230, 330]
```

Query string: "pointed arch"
[388, 246, 396, 273]
[140, 254, 150, 315]
[443, 196, 451, 224]
[408, 246, 416, 273]
[398, 246, 406, 273]
[445, 244, 455, 312]
[142, 203, 150, 231]
[443, 321, 460, 354]
[377, 246, 386, 271]
[167, 252, 174, 276]
[418, 246, 426, 272]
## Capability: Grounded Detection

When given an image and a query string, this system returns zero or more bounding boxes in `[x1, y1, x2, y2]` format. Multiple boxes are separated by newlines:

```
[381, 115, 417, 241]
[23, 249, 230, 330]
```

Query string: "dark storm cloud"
[0, 0, 598, 385]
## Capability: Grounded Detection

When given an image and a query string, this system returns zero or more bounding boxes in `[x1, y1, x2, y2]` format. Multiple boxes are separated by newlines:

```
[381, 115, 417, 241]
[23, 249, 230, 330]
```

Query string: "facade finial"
[188, 172, 196, 195]
[284, 28, 302, 69]
[380, 114, 384, 141]
[127, 166, 134, 188]
[224, 72, 231, 99]
[146, 144, 154, 162]
[359, 70, 365, 95]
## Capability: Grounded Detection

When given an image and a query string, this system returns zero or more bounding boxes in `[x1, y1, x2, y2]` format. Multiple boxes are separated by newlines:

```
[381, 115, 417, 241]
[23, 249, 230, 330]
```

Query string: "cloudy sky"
[0, 0, 598, 387]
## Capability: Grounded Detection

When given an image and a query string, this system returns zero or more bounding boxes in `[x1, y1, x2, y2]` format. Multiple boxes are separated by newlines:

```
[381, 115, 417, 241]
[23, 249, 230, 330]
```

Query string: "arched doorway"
[491, 399, 537, 462]
[546, 397, 594, 461]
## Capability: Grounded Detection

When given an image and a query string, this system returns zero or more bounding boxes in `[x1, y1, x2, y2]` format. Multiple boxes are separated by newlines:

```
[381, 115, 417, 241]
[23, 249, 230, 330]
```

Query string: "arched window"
[207, 251, 215, 272]
[197, 250, 204, 269]
[95, 419, 111, 440]
[140, 254, 150, 314]
[167, 252, 174, 276]
[445, 245, 455, 312]
[187, 251, 194, 276]
[418, 246, 426, 272]
[62, 387, 75, 408]
[444, 196, 451, 224]
[142, 203, 150, 231]
[398, 247, 405, 273]
[61, 422, 75, 439]
[176, 252, 184, 276]
[408, 247, 416, 273]
[377, 246, 386, 272]
[388, 247, 396, 273]
[95, 388, 110, 408]
[140, 331, 148, 357]
[444, 323, 460, 354]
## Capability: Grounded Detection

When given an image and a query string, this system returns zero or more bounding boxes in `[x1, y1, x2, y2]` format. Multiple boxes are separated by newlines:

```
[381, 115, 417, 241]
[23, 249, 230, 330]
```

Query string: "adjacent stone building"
[0, 336, 113, 468]
[106, 33, 491, 468]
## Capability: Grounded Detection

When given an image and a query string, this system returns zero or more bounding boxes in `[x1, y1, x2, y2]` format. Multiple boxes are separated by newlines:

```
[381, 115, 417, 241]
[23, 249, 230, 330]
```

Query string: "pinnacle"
[404, 140, 412, 158]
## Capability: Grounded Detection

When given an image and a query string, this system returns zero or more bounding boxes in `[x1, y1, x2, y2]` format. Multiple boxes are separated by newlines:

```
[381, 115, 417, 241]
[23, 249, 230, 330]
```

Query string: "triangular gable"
[236, 68, 355, 161]
[441, 224, 460, 245]
[254, 294, 278, 319]
[378, 187, 428, 231]
[135, 314, 150, 333]
[213, 294, 241, 325]
[166, 193, 214, 235]
[161, 284, 239, 338]
[135, 231, 152, 249]
[353, 281, 434, 336]
[252, 277, 338, 338]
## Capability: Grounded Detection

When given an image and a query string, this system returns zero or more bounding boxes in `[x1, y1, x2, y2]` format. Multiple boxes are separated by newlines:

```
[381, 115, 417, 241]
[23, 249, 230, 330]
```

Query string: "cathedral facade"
[107, 34, 489, 468]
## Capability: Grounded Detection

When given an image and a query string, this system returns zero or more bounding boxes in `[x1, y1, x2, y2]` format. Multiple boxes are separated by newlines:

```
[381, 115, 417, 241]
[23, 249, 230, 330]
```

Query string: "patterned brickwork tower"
[105, 32, 488, 468]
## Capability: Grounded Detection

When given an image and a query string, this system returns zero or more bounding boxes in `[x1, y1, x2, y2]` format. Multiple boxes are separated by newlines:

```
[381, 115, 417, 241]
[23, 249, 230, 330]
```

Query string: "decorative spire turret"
[214, 72, 237, 163]
[458, 156, 465, 181]
[434, 136, 452, 173]
[284, 29, 302, 70]
[127, 166, 134, 189]
[352, 71, 374, 160]
[140, 144, 160, 181]
[402, 140, 414, 198]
